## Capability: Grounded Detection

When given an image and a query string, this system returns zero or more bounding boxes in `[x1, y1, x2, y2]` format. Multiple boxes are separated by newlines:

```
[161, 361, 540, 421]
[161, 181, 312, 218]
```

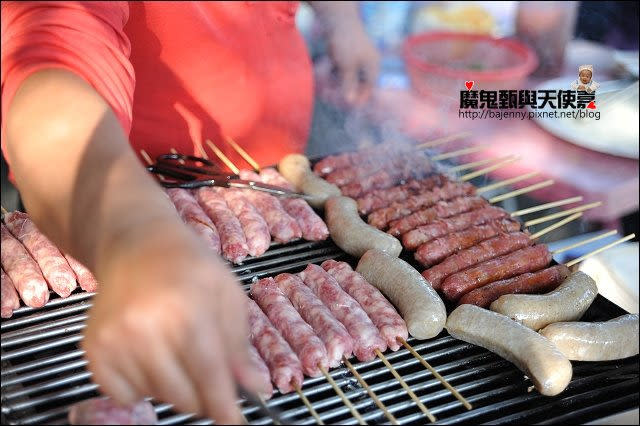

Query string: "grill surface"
[1, 238, 638, 425]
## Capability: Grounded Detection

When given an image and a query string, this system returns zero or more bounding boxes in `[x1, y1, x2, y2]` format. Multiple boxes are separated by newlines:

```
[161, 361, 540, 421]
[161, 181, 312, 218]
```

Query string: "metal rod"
[415, 131, 472, 149]
[319, 365, 366, 425]
[431, 145, 488, 161]
[553, 230, 618, 255]
[459, 156, 520, 182]
[206, 139, 240, 174]
[398, 338, 472, 410]
[524, 202, 602, 227]
[375, 349, 436, 422]
[565, 234, 636, 267]
[488, 179, 554, 204]
[226, 137, 261, 172]
[295, 386, 324, 424]
[529, 212, 583, 240]
[343, 356, 399, 424]
[476, 171, 540, 194]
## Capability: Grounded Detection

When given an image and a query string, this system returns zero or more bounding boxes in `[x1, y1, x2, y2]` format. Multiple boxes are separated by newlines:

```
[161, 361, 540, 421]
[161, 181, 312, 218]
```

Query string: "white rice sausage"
[356, 249, 446, 339]
[278, 154, 340, 208]
[326, 197, 402, 258]
[490, 271, 598, 330]
[446, 304, 573, 396]
[539, 314, 639, 361]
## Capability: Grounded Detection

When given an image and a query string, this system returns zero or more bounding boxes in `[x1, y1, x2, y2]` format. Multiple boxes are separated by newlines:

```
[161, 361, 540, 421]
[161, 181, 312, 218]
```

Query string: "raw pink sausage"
[1, 223, 49, 307]
[4, 212, 77, 297]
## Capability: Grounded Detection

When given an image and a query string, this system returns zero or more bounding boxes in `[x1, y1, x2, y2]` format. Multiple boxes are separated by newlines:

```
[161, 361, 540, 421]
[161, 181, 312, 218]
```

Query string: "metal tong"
[147, 153, 312, 200]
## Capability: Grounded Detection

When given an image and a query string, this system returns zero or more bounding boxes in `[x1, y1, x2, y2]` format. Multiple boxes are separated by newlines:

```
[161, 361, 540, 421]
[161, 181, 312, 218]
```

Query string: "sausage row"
[168, 168, 328, 264]
[1, 219, 98, 316]
[247, 260, 408, 394]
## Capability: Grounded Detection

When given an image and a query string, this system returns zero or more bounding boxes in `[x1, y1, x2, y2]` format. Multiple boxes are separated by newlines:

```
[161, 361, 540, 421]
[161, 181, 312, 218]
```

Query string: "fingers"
[220, 301, 267, 395]
[340, 64, 360, 105]
[178, 319, 245, 424]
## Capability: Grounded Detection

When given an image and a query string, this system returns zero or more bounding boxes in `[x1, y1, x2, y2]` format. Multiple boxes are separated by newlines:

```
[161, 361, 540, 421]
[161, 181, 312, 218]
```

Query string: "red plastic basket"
[403, 32, 538, 99]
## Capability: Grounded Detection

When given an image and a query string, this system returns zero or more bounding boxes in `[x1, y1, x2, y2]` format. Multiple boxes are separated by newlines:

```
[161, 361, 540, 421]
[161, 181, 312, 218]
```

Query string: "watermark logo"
[458, 66, 601, 121]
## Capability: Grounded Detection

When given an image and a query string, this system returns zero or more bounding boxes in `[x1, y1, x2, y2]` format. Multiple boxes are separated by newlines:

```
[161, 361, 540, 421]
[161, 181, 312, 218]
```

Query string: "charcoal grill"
[2, 237, 638, 425]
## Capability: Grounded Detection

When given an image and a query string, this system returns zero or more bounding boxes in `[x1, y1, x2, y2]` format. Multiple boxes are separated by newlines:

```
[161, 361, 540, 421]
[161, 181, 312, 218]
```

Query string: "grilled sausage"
[325, 196, 402, 258]
[539, 314, 639, 361]
[246, 298, 304, 393]
[1, 267, 20, 318]
[423, 232, 534, 290]
[458, 265, 570, 308]
[68, 398, 157, 425]
[414, 219, 522, 268]
[251, 277, 329, 376]
[490, 271, 598, 330]
[275, 273, 354, 367]
[357, 175, 448, 215]
[386, 196, 488, 235]
[1, 223, 49, 307]
[446, 304, 572, 396]
[402, 206, 510, 250]
[356, 250, 446, 340]
[299, 264, 387, 361]
[367, 181, 476, 230]
[322, 260, 408, 351]
[441, 245, 552, 301]
[278, 154, 341, 208]
[4, 211, 77, 297]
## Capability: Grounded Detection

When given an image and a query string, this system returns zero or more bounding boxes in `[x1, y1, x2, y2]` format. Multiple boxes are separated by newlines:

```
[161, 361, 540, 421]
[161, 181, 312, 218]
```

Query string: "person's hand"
[325, 14, 380, 106]
[82, 220, 264, 424]
[577, 84, 586, 91]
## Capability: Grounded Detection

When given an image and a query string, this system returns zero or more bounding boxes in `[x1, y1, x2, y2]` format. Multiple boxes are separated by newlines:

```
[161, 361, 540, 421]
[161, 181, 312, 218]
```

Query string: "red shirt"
[1, 1, 313, 169]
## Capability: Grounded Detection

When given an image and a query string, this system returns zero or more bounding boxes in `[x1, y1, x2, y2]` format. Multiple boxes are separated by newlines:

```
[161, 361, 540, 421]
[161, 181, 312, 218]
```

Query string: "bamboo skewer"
[416, 131, 472, 149]
[511, 196, 583, 217]
[170, 148, 186, 164]
[488, 179, 554, 204]
[565, 234, 636, 267]
[226, 137, 261, 173]
[476, 171, 540, 194]
[375, 349, 436, 422]
[343, 357, 398, 425]
[528, 212, 583, 240]
[431, 145, 488, 161]
[398, 338, 472, 410]
[294, 385, 323, 425]
[449, 156, 507, 173]
[459, 156, 520, 181]
[553, 230, 618, 255]
[319, 366, 366, 425]
[206, 139, 240, 174]
[523, 202, 602, 227]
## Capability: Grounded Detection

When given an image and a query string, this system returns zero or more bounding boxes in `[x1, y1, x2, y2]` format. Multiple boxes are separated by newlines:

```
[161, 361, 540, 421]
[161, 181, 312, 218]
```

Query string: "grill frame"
[2, 238, 638, 425]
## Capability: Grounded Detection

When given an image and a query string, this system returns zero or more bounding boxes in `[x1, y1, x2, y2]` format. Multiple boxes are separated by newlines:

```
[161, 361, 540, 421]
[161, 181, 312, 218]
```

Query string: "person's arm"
[2, 4, 260, 423]
[309, 1, 380, 106]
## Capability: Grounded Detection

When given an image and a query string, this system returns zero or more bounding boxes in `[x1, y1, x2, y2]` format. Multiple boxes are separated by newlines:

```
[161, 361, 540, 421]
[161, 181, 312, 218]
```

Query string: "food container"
[403, 31, 538, 99]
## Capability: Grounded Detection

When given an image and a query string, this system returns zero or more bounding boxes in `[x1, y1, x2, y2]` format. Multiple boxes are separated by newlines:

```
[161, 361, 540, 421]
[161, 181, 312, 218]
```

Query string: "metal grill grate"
[2, 239, 638, 425]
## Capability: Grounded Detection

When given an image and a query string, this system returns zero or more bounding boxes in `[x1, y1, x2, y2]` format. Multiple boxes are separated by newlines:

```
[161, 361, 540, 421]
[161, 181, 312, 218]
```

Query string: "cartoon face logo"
[571, 65, 599, 93]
